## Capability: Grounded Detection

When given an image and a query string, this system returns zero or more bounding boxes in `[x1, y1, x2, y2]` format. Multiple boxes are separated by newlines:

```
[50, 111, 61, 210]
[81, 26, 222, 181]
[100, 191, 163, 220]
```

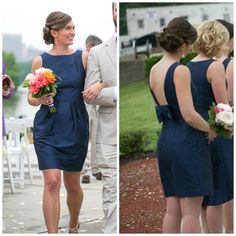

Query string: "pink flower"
[29, 84, 40, 94]
[23, 67, 61, 113]
[214, 106, 225, 113]
[208, 102, 234, 139]
[35, 74, 48, 88]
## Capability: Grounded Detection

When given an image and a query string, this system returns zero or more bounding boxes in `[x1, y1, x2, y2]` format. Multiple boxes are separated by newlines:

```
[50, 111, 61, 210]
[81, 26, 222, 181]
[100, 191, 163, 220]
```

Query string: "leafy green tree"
[3, 51, 21, 88]
[18, 61, 32, 84]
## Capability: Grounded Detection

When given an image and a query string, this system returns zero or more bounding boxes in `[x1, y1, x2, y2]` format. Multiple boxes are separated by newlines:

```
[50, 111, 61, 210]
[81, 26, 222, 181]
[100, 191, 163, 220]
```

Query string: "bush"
[145, 51, 198, 79]
[144, 55, 163, 79]
[120, 129, 150, 156]
[180, 51, 198, 65]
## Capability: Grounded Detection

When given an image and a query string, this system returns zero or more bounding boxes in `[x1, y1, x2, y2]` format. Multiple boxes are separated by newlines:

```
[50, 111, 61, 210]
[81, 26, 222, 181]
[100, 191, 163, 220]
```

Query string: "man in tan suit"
[82, 35, 103, 184]
[83, 2, 117, 234]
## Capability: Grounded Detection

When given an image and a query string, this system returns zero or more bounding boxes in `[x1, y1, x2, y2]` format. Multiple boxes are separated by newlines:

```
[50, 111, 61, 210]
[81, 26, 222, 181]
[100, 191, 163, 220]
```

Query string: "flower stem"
[48, 103, 56, 113]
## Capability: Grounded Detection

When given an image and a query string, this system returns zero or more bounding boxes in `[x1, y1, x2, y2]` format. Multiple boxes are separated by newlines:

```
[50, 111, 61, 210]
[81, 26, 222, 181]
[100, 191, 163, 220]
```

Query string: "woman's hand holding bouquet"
[208, 102, 234, 139]
[23, 67, 60, 113]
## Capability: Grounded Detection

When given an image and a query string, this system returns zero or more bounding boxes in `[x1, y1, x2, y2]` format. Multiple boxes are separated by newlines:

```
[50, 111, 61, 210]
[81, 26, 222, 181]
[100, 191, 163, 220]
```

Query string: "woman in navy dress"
[27, 11, 90, 233]
[187, 20, 231, 233]
[216, 19, 234, 233]
[149, 17, 216, 233]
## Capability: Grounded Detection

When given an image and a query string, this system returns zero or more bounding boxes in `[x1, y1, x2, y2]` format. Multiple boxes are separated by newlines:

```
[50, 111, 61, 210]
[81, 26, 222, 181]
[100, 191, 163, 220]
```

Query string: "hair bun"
[43, 26, 50, 33]
[43, 26, 53, 45]
[157, 31, 184, 53]
[156, 17, 197, 53]
[163, 27, 168, 33]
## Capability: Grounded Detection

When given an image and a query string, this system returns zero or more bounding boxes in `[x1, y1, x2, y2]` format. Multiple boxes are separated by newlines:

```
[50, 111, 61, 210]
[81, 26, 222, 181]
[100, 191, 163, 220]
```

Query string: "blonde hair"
[193, 20, 229, 58]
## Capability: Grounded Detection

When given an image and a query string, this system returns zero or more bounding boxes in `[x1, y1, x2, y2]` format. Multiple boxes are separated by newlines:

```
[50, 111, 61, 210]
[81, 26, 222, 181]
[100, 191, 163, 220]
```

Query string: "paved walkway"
[3, 175, 104, 234]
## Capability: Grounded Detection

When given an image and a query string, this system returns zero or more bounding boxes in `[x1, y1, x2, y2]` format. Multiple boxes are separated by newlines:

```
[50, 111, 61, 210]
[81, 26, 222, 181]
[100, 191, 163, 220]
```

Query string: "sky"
[2, 0, 115, 50]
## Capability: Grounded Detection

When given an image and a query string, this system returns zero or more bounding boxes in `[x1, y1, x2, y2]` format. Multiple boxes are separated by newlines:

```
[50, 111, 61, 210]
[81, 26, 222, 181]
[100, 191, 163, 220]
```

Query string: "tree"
[3, 51, 21, 88]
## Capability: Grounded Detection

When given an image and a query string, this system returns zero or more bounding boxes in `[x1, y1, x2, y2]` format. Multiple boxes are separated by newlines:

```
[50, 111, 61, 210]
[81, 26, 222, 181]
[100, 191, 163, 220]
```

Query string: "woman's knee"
[63, 172, 81, 193]
[44, 177, 61, 192]
[180, 197, 203, 217]
[64, 180, 81, 194]
[166, 197, 181, 218]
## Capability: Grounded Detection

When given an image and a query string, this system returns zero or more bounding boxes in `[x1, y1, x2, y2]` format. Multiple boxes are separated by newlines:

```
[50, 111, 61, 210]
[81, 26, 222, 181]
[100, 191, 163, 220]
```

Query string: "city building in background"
[3, 34, 42, 62]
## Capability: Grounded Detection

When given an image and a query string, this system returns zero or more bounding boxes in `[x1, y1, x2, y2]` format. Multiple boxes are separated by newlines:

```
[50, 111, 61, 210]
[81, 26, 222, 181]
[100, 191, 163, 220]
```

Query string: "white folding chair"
[21, 118, 35, 184]
[2, 138, 16, 194]
[3, 119, 25, 191]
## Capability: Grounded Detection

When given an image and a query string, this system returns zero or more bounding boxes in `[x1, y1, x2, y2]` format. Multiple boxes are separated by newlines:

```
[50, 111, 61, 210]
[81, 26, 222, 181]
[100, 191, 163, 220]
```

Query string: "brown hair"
[216, 19, 233, 39]
[193, 20, 229, 58]
[43, 11, 72, 45]
[157, 17, 197, 53]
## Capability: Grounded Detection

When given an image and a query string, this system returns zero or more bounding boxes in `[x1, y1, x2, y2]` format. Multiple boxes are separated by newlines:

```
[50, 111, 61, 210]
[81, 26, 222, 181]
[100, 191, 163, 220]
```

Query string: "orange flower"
[43, 71, 56, 84]
[23, 67, 60, 113]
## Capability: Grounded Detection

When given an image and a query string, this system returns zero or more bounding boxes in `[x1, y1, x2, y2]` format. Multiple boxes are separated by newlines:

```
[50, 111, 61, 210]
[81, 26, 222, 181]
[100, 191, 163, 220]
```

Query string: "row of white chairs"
[2, 117, 38, 194]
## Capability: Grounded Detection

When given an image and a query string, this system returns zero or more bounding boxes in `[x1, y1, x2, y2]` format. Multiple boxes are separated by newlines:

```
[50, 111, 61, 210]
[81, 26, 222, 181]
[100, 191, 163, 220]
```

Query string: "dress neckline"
[190, 58, 214, 63]
[45, 50, 77, 57]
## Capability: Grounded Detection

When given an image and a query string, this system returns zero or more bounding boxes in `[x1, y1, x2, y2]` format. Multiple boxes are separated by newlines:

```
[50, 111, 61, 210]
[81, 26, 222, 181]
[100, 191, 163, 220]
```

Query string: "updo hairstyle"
[193, 20, 229, 58]
[43, 11, 72, 45]
[157, 17, 197, 53]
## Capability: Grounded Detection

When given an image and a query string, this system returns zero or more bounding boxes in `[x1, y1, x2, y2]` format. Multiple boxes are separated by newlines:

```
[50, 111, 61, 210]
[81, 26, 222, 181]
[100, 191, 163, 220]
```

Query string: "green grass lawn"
[120, 80, 162, 151]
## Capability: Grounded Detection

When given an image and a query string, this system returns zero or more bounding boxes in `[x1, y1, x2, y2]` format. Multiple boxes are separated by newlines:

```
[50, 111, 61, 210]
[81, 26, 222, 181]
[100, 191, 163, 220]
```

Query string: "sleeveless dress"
[33, 50, 89, 171]
[150, 62, 213, 197]
[187, 59, 233, 205]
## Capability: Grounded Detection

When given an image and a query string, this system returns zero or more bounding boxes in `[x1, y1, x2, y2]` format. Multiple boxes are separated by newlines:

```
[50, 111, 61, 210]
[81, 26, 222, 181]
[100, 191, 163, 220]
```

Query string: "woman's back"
[150, 60, 197, 121]
[187, 59, 215, 118]
[187, 57, 233, 206]
[150, 61, 213, 198]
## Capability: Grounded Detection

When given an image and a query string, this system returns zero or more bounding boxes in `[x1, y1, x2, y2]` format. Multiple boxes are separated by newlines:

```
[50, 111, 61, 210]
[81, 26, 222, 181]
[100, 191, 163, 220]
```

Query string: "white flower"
[25, 73, 34, 81]
[35, 67, 45, 74]
[35, 67, 52, 75]
[216, 103, 232, 112]
[25, 73, 36, 85]
[215, 111, 234, 126]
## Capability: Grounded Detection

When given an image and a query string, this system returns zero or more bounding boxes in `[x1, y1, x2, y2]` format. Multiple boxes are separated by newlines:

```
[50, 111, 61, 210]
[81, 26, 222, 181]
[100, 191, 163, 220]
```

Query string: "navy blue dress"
[150, 62, 213, 197]
[187, 59, 233, 205]
[33, 50, 89, 171]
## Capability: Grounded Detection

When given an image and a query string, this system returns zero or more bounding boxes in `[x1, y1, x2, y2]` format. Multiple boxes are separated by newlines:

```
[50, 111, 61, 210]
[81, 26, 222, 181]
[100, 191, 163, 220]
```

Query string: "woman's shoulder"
[174, 64, 190, 77]
[208, 60, 224, 71]
[32, 56, 43, 72]
[33, 55, 42, 61]
[75, 49, 83, 54]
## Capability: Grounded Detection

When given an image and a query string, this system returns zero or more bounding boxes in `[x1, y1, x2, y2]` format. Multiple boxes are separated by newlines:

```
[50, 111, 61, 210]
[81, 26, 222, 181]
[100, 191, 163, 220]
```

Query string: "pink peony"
[35, 74, 48, 88]
[29, 84, 40, 94]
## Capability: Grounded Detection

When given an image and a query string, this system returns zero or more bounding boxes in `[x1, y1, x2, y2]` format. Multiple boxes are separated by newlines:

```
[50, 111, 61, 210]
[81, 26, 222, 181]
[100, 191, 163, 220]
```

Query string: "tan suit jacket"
[85, 36, 117, 145]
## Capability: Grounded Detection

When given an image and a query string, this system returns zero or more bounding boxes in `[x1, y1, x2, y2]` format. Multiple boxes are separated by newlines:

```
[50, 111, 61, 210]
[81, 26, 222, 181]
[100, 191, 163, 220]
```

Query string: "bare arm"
[207, 61, 228, 104]
[226, 60, 234, 105]
[82, 50, 88, 70]
[174, 65, 211, 133]
[27, 56, 54, 106]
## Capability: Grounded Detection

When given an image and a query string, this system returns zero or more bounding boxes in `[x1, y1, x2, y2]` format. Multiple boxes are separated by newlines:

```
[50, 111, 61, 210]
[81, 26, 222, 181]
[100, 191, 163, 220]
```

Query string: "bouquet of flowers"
[23, 67, 60, 113]
[208, 102, 234, 139]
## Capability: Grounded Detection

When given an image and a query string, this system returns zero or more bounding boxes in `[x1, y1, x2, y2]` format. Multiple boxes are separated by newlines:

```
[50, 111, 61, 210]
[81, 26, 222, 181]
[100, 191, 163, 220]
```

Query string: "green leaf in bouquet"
[51, 86, 57, 95]
[216, 128, 232, 139]
[22, 80, 30, 87]
[42, 85, 50, 94]
[32, 90, 43, 98]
